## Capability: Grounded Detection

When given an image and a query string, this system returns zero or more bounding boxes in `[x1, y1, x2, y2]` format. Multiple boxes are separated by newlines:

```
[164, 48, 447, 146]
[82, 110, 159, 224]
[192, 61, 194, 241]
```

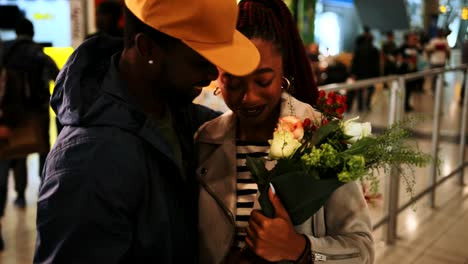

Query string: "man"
[396, 32, 422, 112]
[0, 18, 59, 209]
[33, 0, 259, 263]
[85, 1, 123, 40]
[381, 31, 397, 76]
[348, 35, 380, 112]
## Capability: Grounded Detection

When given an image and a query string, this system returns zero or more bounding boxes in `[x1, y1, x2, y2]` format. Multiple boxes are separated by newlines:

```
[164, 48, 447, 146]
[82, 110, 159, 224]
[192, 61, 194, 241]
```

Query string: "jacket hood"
[51, 36, 144, 131]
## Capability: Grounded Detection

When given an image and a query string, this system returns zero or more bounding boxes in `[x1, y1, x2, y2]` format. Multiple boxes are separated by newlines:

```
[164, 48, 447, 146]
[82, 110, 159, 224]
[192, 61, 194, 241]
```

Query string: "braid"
[237, 0, 318, 106]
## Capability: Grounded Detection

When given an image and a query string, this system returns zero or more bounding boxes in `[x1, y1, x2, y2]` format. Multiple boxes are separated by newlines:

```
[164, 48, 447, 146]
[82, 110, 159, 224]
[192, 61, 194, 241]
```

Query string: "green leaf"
[310, 120, 340, 146]
[343, 137, 377, 155]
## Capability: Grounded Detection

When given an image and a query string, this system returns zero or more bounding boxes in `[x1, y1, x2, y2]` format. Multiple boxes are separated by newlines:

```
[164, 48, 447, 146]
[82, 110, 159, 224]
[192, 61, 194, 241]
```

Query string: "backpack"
[2, 39, 51, 114]
[0, 64, 27, 127]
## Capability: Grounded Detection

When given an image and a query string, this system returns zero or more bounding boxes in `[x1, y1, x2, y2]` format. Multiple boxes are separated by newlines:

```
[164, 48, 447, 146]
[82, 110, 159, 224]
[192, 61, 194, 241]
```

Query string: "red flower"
[303, 118, 311, 128]
[336, 107, 345, 114]
[318, 90, 326, 98]
[326, 98, 334, 105]
[336, 95, 346, 105]
[327, 91, 336, 99]
[322, 119, 329, 125]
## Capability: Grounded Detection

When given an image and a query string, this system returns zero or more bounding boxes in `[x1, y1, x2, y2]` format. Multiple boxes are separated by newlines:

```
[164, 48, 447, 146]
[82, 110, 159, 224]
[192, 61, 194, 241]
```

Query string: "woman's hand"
[245, 184, 307, 262]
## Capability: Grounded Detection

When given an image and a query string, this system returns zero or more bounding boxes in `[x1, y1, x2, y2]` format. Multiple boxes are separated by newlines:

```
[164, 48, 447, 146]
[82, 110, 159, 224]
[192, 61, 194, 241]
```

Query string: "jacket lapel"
[196, 111, 238, 216]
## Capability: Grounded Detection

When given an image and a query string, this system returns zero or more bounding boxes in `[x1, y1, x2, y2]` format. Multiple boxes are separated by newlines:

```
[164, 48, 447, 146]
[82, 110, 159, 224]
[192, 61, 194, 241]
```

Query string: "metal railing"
[319, 65, 468, 245]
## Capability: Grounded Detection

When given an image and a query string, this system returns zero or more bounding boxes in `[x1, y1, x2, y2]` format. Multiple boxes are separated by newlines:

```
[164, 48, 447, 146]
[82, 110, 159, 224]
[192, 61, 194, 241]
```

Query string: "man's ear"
[134, 33, 164, 62]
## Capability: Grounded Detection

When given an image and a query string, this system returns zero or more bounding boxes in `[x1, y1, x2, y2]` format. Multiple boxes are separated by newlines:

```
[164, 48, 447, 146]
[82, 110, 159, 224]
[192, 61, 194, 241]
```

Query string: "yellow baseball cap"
[125, 0, 260, 76]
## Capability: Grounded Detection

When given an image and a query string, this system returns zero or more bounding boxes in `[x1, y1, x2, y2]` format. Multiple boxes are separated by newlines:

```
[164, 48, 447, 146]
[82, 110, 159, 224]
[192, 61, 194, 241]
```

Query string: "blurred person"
[33, 0, 260, 262]
[348, 35, 380, 112]
[86, 1, 123, 40]
[355, 25, 373, 48]
[382, 31, 397, 76]
[426, 28, 450, 92]
[0, 56, 17, 251]
[396, 32, 422, 112]
[1, 18, 59, 209]
[0, 20, 46, 248]
[306, 42, 321, 84]
[425, 28, 450, 68]
[196, 0, 374, 263]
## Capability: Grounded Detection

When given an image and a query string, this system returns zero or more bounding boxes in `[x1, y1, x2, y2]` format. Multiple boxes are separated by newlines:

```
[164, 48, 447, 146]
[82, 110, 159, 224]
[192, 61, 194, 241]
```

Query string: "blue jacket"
[34, 36, 219, 263]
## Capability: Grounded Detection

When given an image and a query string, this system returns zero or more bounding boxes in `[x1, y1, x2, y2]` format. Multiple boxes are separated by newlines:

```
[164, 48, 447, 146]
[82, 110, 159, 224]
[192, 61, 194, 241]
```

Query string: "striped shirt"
[234, 140, 271, 248]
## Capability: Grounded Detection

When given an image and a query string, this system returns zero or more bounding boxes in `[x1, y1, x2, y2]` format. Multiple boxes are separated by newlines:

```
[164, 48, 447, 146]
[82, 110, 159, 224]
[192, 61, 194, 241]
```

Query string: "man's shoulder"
[177, 103, 222, 131]
[49, 126, 144, 165]
[185, 103, 222, 118]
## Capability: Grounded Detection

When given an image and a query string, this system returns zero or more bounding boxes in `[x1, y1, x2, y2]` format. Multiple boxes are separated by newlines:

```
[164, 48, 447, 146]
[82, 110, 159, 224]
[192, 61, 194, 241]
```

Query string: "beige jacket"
[195, 93, 374, 263]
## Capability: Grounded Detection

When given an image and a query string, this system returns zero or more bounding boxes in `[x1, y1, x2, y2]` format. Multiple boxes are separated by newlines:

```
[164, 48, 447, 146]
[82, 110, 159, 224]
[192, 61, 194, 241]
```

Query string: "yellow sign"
[42, 47, 74, 145]
[439, 5, 447, 14]
[462, 7, 468, 20]
[33, 13, 54, 20]
[44, 47, 74, 70]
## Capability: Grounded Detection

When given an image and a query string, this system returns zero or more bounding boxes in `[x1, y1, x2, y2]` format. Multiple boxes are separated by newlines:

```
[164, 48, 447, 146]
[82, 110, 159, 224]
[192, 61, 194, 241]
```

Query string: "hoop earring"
[148, 59, 154, 64]
[213, 87, 221, 96]
[281, 77, 291, 90]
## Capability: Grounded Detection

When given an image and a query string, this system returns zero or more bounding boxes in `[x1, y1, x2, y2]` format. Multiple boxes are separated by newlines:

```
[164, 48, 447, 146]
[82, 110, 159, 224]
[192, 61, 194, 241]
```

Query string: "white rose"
[343, 116, 372, 144]
[268, 130, 302, 159]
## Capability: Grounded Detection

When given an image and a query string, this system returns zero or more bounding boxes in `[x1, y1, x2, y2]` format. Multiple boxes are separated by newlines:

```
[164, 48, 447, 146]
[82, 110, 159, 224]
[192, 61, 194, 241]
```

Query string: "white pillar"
[69, 0, 87, 48]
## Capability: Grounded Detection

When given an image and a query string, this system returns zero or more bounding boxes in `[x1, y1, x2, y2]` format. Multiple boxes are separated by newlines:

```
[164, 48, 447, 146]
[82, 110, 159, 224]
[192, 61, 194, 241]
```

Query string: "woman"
[196, 0, 374, 263]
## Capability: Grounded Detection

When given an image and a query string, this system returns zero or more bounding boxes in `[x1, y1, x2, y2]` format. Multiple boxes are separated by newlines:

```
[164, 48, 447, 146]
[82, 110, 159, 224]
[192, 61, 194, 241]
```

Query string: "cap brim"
[183, 30, 260, 76]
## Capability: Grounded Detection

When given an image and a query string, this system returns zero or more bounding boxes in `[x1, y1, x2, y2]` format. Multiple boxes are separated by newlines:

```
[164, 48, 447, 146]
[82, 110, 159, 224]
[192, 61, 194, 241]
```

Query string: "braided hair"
[237, 0, 318, 106]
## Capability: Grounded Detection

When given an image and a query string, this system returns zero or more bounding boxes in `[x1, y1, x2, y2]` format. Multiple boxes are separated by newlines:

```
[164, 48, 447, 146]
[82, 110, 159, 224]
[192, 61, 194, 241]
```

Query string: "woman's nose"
[241, 84, 258, 103]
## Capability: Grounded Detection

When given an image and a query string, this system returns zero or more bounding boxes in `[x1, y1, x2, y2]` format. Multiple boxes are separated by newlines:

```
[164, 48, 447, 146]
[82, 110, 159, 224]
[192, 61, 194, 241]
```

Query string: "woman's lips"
[238, 105, 266, 118]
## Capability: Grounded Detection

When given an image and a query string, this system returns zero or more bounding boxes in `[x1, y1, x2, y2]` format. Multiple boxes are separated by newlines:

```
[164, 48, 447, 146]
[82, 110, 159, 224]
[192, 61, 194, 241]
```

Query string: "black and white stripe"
[234, 140, 269, 248]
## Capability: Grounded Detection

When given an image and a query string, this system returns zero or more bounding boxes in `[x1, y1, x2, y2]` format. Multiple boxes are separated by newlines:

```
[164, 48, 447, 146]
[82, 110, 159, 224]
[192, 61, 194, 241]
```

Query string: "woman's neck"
[236, 106, 280, 142]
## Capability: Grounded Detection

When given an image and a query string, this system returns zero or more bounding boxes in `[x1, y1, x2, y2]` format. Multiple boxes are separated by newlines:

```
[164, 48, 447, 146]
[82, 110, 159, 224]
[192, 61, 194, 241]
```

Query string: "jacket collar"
[101, 55, 184, 173]
[195, 92, 320, 144]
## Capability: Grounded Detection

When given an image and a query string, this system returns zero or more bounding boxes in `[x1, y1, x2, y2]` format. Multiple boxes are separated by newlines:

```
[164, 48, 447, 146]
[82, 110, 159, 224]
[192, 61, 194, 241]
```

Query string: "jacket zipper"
[198, 169, 237, 260]
[312, 251, 361, 261]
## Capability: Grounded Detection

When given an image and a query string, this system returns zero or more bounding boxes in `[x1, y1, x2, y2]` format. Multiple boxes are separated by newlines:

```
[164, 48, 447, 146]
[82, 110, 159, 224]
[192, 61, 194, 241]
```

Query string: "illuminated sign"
[0, 0, 71, 47]
[33, 13, 54, 20]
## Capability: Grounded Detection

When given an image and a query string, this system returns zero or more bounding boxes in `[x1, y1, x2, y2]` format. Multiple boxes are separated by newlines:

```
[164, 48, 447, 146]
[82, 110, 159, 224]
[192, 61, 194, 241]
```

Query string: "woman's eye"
[257, 80, 272, 87]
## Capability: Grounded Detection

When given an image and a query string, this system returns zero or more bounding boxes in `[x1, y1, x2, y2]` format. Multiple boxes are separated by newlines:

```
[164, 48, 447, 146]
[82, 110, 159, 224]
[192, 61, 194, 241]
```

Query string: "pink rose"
[277, 116, 304, 140]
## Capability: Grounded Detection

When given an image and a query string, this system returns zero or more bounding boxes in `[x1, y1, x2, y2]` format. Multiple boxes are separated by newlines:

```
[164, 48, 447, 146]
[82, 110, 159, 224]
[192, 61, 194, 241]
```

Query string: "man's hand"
[245, 184, 306, 262]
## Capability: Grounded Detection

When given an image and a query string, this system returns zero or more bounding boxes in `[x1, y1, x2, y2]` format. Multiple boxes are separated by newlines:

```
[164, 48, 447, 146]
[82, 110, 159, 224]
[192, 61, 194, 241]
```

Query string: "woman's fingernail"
[269, 183, 276, 195]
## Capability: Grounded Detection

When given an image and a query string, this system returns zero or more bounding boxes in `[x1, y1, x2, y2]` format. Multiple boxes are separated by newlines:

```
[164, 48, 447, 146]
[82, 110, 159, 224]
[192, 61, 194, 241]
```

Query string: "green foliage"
[246, 117, 434, 199]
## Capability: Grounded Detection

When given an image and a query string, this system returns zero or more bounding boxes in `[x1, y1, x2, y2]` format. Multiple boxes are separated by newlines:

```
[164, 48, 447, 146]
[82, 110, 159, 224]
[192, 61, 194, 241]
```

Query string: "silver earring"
[282, 77, 291, 90]
[148, 60, 154, 64]
[213, 87, 221, 96]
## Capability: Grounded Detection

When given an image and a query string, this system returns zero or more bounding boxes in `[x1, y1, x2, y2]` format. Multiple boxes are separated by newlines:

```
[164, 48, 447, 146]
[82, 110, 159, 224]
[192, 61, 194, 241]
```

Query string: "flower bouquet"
[246, 91, 432, 225]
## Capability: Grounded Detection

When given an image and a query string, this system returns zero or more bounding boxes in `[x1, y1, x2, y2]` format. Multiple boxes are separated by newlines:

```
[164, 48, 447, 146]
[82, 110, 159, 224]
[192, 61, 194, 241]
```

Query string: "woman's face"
[218, 38, 284, 126]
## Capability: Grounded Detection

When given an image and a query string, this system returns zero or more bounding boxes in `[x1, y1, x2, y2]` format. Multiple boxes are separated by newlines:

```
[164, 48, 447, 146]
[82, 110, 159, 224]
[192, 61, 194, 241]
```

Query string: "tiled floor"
[0, 64, 467, 263]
